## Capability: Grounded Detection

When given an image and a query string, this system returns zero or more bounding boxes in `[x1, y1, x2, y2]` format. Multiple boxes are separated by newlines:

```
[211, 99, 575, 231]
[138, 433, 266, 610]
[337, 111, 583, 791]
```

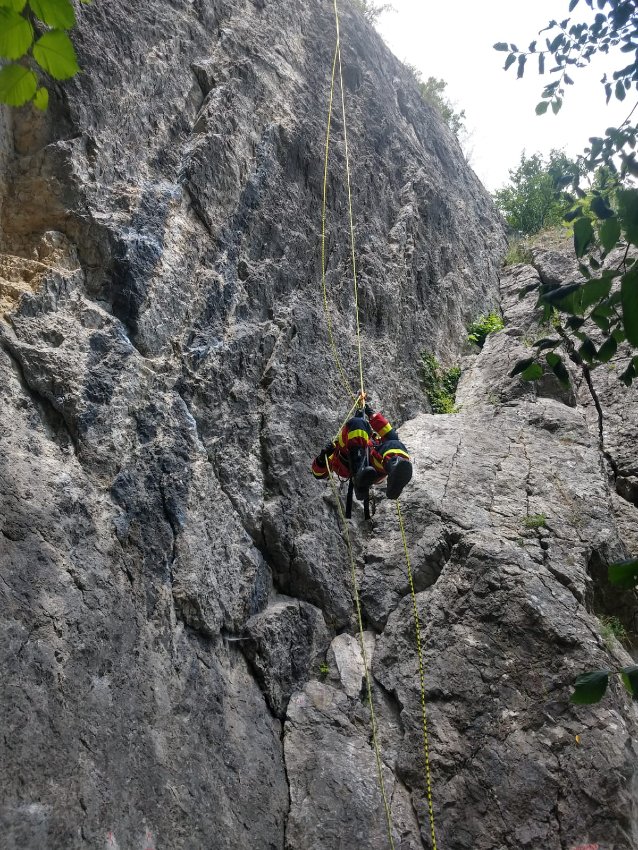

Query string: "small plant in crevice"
[421, 353, 460, 414]
[522, 513, 547, 530]
[599, 615, 628, 649]
[504, 239, 533, 267]
[318, 662, 330, 679]
[467, 312, 505, 348]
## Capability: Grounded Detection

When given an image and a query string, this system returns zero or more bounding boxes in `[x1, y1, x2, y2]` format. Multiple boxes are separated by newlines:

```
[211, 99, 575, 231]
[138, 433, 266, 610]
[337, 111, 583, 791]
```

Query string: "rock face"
[1, 1, 637, 849]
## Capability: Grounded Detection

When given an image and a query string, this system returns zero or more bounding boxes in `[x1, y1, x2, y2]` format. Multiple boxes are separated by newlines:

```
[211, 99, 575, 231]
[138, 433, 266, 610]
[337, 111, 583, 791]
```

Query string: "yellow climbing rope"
[320, 2, 438, 847]
[325, 456, 396, 850]
[322, 41, 356, 402]
[333, 0, 365, 401]
[321, 2, 366, 401]
[396, 500, 438, 850]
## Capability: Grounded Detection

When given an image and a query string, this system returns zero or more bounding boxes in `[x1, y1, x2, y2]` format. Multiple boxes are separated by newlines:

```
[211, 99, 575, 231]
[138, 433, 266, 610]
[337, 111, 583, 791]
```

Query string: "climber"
[311, 396, 413, 506]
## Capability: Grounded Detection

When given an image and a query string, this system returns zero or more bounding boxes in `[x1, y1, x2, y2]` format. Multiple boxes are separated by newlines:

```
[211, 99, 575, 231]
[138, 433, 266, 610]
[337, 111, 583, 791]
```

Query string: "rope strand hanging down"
[320, 2, 439, 847]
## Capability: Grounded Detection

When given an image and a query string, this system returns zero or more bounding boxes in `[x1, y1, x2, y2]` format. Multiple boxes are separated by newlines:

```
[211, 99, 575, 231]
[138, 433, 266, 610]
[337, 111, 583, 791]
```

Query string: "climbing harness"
[319, 2, 439, 848]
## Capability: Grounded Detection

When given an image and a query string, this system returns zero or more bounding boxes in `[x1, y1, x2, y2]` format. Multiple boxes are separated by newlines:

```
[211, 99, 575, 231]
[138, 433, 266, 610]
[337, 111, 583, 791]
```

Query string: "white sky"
[376, 0, 632, 191]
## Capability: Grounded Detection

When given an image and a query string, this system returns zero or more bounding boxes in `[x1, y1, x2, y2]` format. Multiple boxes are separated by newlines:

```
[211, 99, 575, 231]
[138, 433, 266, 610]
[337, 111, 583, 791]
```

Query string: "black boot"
[354, 465, 378, 501]
[385, 457, 413, 499]
[349, 447, 376, 501]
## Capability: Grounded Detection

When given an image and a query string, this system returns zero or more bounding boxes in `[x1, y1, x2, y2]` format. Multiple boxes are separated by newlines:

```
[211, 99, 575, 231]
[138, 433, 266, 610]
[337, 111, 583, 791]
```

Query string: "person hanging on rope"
[311, 395, 413, 503]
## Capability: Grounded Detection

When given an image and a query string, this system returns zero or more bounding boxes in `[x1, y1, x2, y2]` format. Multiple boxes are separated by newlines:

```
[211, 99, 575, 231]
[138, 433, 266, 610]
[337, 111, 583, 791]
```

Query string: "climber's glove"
[318, 444, 334, 464]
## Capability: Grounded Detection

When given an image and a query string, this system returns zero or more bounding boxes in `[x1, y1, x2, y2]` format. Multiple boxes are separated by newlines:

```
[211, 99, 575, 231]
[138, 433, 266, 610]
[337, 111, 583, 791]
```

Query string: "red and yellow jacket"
[311, 412, 397, 480]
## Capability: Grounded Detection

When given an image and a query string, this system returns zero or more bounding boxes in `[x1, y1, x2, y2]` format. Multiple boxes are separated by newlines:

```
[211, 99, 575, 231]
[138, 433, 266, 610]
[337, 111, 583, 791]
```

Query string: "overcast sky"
[376, 0, 631, 192]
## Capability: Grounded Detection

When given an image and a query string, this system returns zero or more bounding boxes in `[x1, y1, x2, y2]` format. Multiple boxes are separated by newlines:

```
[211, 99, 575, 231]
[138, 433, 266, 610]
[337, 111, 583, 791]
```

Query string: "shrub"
[467, 312, 504, 348]
[422, 353, 460, 414]
[522, 513, 547, 529]
[599, 615, 628, 647]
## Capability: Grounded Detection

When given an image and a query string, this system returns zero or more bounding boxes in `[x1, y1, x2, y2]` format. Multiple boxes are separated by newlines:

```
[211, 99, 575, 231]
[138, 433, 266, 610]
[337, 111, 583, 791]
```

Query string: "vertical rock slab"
[285, 681, 422, 850]
[0, 344, 288, 849]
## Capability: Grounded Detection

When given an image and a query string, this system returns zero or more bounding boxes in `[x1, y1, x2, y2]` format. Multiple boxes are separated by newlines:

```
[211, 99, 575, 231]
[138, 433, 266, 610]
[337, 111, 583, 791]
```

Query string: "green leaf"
[621, 665, 638, 697]
[564, 206, 583, 223]
[599, 216, 621, 252]
[566, 315, 586, 330]
[519, 281, 540, 299]
[573, 217, 594, 258]
[535, 100, 549, 115]
[29, 0, 75, 29]
[579, 337, 598, 363]
[517, 55, 527, 78]
[617, 189, 638, 246]
[621, 665, 638, 696]
[535, 337, 559, 351]
[570, 670, 609, 704]
[521, 362, 543, 381]
[0, 63, 36, 105]
[33, 85, 48, 110]
[621, 263, 638, 346]
[543, 282, 582, 307]
[591, 312, 610, 333]
[581, 276, 612, 311]
[504, 53, 516, 71]
[615, 79, 626, 101]
[620, 358, 637, 386]
[510, 357, 536, 377]
[551, 96, 563, 114]
[0, 7, 33, 59]
[578, 262, 592, 280]
[0, 0, 27, 9]
[547, 353, 570, 387]
[494, 42, 510, 51]
[608, 558, 638, 588]
[597, 335, 617, 362]
[590, 195, 614, 220]
[32, 29, 79, 80]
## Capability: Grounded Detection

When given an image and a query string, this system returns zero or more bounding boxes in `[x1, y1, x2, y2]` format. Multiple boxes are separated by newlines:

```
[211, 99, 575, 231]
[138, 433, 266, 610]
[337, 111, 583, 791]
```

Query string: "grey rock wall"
[1, 0, 636, 848]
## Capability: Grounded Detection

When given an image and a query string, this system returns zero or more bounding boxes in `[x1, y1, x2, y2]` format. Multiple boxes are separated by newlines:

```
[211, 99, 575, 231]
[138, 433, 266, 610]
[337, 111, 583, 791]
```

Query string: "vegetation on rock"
[467, 312, 504, 348]
[421, 353, 460, 413]
[416, 75, 466, 138]
[352, 0, 393, 24]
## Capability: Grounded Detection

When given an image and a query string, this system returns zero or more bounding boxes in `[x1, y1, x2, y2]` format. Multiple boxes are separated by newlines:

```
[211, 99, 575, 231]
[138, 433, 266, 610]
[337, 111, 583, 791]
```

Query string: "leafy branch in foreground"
[509, 186, 638, 387]
[499, 1, 638, 386]
[570, 557, 638, 704]
[0, 0, 89, 110]
[494, 0, 638, 118]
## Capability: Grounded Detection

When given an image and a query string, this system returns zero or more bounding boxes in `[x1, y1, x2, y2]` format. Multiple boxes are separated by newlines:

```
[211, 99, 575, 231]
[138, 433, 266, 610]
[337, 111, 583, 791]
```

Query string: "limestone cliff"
[0, 1, 636, 849]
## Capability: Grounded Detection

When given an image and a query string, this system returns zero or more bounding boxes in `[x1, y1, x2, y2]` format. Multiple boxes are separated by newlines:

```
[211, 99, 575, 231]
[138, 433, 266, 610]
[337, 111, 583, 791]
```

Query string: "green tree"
[0, 0, 87, 110]
[352, 0, 393, 25]
[417, 75, 466, 137]
[494, 150, 580, 235]
[496, 0, 638, 386]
